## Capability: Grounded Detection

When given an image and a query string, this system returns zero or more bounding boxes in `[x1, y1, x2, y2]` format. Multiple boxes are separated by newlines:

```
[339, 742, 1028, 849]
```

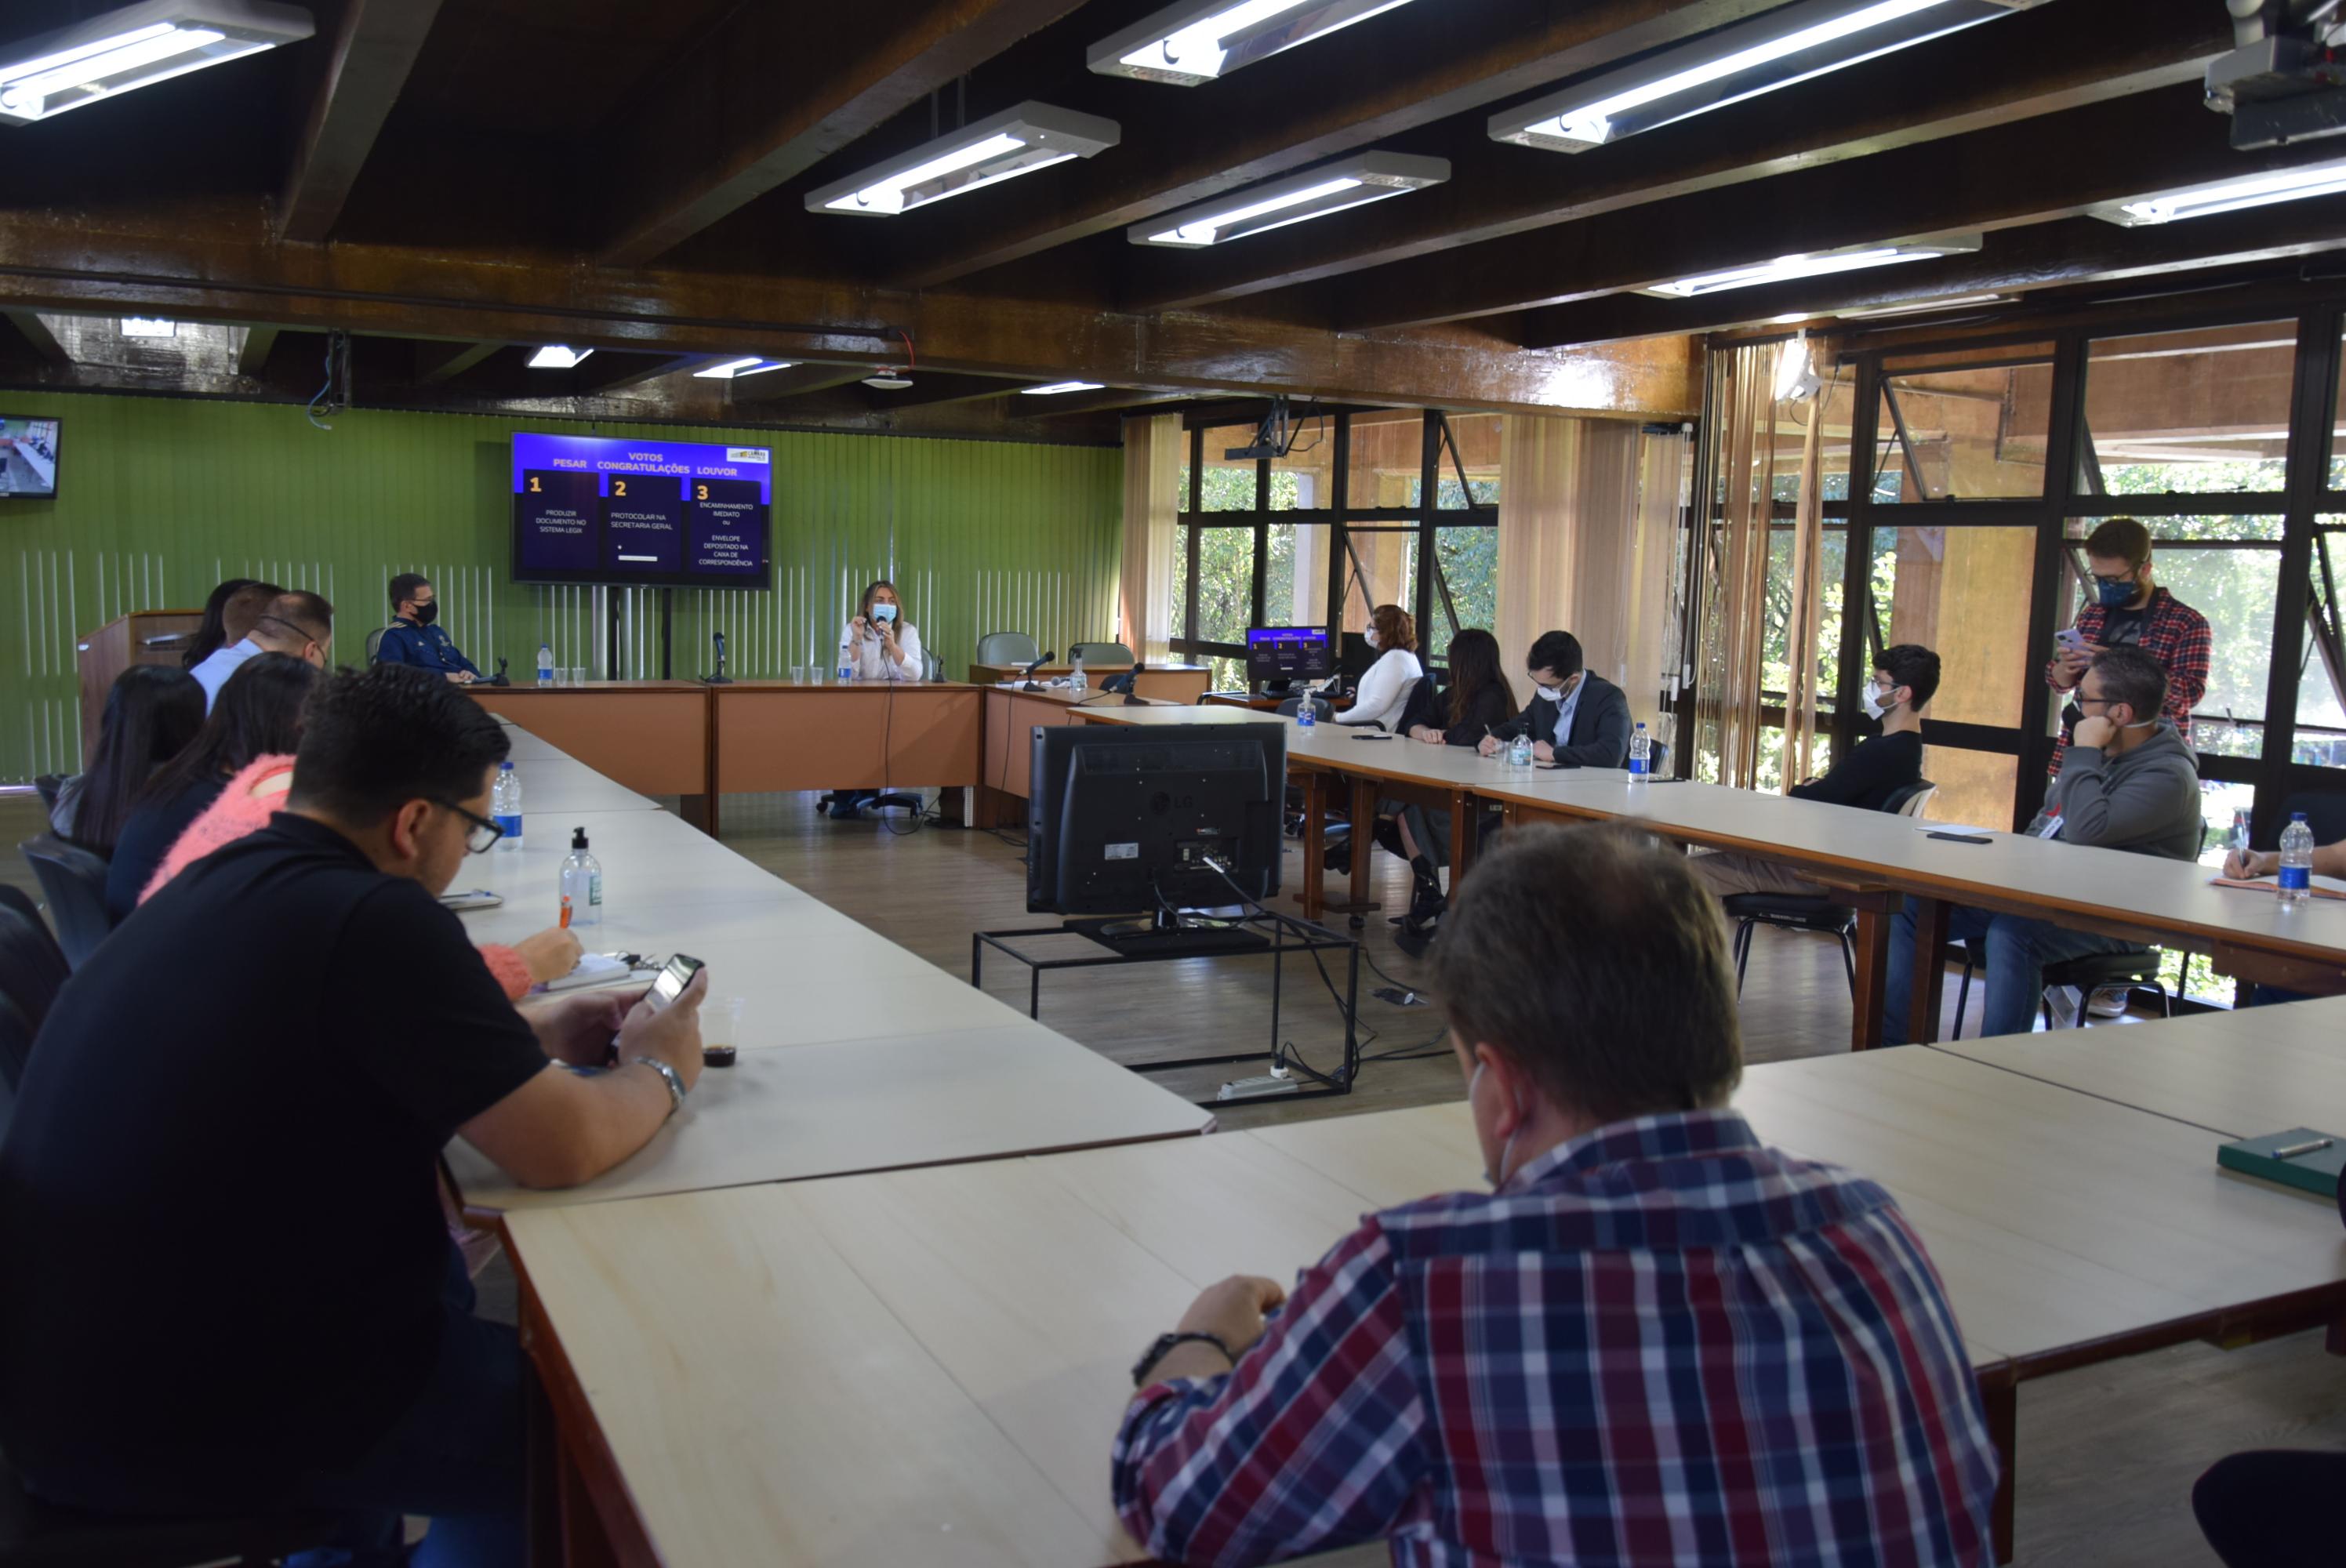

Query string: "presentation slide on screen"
[510, 433, 771, 587]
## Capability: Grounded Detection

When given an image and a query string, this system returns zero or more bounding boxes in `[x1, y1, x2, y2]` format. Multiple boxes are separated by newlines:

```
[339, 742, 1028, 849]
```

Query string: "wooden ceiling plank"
[596, 0, 1091, 267]
[724, 365, 889, 405]
[413, 339, 503, 383]
[280, 0, 448, 244]
[1119, 0, 2227, 315]
[893, 0, 1776, 292]
[572, 352, 724, 394]
[1325, 83, 2346, 332]
[1, 310, 68, 365]
[234, 324, 281, 376]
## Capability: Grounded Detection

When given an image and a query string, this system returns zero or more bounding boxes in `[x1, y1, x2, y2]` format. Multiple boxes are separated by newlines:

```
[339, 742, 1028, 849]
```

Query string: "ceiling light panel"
[0, 0, 314, 125]
[528, 346, 593, 369]
[1488, 0, 2040, 154]
[807, 102, 1119, 218]
[1836, 292, 2010, 318]
[1020, 381, 1106, 394]
[1131, 152, 1448, 248]
[1090, 0, 1417, 86]
[693, 358, 796, 379]
[2090, 158, 2346, 226]
[1641, 235, 1981, 298]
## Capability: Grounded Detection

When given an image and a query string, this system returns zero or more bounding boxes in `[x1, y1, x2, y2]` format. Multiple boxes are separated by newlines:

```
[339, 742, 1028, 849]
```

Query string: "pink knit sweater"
[140, 754, 536, 1000]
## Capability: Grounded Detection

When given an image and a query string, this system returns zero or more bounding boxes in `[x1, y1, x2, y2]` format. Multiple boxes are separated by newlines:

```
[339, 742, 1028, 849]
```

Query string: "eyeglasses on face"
[430, 799, 504, 854]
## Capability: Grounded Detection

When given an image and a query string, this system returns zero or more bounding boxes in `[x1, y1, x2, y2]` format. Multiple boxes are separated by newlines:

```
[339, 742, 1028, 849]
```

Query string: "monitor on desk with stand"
[1246, 626, 1331, 696]
[1026, 722, 1286, 955]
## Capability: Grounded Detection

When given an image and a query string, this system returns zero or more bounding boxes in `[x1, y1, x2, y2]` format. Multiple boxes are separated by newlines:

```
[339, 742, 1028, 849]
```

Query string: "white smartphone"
[646, 953, 704, 1010]
[2054, 626, 2090, 652]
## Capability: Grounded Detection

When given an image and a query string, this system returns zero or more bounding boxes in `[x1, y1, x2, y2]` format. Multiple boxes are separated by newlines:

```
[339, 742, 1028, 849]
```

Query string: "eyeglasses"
[432, 799, 504, 854]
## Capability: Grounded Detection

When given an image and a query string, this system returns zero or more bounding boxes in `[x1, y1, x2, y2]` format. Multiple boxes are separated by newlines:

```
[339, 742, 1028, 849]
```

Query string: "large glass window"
[2083, 323, 2296, 495]
[1200, 423, 1259, 511]
[1264, 519, 1330, 626]
[1347, 410, 1423, 508]
[2298, 517, 2346, 768]
[1269, 414, 1335, 510]
[1874, 347, 2054, 503]
[1437, 412, 1502, 508]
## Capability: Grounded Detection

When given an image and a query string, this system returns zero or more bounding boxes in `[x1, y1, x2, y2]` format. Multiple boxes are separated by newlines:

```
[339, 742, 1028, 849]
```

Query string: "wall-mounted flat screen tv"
[511, 432, 770, 589]
[0, 416, 59, 499]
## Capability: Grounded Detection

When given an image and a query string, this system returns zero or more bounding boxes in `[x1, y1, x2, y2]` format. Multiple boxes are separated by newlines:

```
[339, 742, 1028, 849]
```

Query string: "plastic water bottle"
[837, 643, 853, 684]
[560, 826, 603, 928]
[1296, 700, 1316, 732]
[2279, 811, 2315, 907]
[1070, 653, 1087, 695]
[492, 760, 522, 850]
[1629, 723, 1653, 779]
[536, 643, 554, 686]
[1508, 730, 1532, 768]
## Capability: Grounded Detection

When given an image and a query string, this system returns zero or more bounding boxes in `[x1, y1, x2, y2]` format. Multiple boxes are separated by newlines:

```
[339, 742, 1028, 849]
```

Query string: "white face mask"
[1862, 684, 1895, 721]
[871, 601, 897, 623]
[1469, 1058, 1523, 1191]
[1537, 684, 1563, 702]
[1364, 627, 1379, 650]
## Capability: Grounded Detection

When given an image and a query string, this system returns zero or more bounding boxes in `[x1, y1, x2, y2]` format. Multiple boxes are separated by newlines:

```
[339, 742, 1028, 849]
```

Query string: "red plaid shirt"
[2046, 587, 2210, 775]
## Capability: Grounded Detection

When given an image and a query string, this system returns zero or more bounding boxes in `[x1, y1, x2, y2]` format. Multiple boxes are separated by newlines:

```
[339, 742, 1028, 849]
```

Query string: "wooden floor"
[7, 786, 2341, 1564]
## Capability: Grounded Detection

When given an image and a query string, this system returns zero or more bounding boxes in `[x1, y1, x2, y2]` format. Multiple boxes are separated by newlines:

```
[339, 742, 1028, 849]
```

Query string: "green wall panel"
[0, 394, 1123, 781]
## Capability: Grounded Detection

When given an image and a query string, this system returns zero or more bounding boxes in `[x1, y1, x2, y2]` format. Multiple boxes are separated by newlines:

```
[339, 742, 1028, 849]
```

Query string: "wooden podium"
[77, 609, 203, 768]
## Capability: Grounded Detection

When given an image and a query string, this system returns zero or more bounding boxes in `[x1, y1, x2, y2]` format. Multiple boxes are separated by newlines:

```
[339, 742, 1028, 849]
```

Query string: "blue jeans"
[1881, 898, 2138, 1044]
[282, 1248, 525, 1568]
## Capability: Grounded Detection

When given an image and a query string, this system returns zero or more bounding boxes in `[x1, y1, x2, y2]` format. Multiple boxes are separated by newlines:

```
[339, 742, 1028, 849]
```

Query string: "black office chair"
[0, 1457, 343, 1568]
[1950, 945, 2170, 1037]
[18, 837, 112, 970]
[0, 891, 69, 1083]
[31, 776, 63, 814]
[1723, 779, 1937, 1000]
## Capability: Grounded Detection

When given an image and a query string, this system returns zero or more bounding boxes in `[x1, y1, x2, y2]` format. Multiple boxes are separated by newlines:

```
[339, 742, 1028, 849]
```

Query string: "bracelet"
[1131, 1330, 1236, 1388]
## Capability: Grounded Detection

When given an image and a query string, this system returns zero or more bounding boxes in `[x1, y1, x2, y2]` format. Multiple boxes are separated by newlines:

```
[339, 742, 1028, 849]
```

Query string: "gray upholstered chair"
[976, 631, 1040, 666]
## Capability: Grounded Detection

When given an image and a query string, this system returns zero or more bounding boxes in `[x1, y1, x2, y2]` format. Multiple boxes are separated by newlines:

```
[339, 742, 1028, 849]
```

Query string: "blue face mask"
[871, 602, 897, 623]
[2095, 575, 2137, 609]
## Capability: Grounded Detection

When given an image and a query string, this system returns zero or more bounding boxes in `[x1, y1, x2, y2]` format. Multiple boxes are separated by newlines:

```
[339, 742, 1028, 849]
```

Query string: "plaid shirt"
[2046, 587, 2211, 774]
[1113, 1109, 1997, 1567]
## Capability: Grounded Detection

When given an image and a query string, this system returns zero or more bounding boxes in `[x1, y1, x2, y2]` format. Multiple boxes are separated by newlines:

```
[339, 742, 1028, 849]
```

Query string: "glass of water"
[791, 665, 808, 684]
[569, 667, 589, 686]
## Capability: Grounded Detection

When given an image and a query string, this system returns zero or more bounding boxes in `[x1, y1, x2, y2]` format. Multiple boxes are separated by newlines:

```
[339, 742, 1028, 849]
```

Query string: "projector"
[2208, 32, 2346, 148]
[1222, 440, 1280, 460]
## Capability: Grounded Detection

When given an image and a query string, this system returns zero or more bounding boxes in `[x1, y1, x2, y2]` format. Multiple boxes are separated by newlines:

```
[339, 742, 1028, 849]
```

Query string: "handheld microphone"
[1019, 650, 1055, 691]
[703, 630, 734, 685]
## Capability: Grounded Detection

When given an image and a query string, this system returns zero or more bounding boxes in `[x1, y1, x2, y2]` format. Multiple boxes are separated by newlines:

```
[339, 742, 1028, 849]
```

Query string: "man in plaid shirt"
[1114, 824, 1999, 1567]
[2046, 517, 2210, 775]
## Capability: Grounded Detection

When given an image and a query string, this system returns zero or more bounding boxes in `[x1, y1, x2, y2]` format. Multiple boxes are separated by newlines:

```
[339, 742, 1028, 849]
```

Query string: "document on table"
[2208, 874, 2346, 902]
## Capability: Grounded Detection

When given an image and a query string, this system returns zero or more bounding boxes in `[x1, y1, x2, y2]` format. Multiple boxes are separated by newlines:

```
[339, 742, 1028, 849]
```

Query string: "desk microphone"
[703, 630, 734, 685]
[486, 655, 512, 688]
[1102, 659, 1148, 706]
[1019, 651, 1055, 691]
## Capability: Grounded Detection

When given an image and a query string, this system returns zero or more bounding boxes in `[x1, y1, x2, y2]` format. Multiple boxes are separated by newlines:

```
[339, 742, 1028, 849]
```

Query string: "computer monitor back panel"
[1026, 724, 1287, 915]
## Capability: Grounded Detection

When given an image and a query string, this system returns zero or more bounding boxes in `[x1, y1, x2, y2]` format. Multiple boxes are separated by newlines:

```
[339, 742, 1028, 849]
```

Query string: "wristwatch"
[630, 1054, 687, 1116]
[1131, 1330, 1236, 1388]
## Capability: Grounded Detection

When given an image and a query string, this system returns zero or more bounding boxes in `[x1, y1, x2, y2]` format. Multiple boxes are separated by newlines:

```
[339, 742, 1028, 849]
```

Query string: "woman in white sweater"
[1333, 603, 1424, 731]
[828, 579, 925, 818]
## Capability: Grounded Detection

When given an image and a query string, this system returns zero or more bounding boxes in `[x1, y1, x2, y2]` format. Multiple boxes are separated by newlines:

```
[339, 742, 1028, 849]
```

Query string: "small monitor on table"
[1245, 626, 1331, 691]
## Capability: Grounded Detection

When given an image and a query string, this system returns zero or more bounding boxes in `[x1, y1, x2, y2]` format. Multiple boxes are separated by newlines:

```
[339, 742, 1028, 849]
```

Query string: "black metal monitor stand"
[971, 909, 1361, 1105]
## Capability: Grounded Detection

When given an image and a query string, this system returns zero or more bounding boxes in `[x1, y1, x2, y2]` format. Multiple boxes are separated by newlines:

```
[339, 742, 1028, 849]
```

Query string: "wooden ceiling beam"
[0, 209, 1700, 415]
[1, 310, 68, 365]
[892, 0, 1777, 292]
[1119, 0, 2227, 315]
[860, 372, 1033, 409]
[724, 365, 886, 405]
[412, 339, 503, 384]
[595, 0, 1088, 267]
[571, 352, 724, 394]
[234, 325, 281, 376]
[1325, 83, 2346, 332]
[279, 0, 447, 244]
[1514, 201, 2346, 349]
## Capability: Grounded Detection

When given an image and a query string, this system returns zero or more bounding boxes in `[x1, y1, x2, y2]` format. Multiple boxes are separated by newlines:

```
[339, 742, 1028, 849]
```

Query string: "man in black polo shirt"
[0, 665, 709, 1566]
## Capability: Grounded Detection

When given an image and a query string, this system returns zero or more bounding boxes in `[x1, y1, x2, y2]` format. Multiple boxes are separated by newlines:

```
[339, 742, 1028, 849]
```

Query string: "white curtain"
[1118, 414, 1180, 664]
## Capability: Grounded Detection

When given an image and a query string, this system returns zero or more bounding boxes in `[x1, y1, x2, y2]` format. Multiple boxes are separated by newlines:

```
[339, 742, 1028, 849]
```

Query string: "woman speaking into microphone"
[827, 579, 925, 818]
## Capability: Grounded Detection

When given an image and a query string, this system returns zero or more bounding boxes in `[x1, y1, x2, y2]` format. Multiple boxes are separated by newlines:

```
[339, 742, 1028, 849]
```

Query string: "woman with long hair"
[1331, 604, 1423, 732]
[827, 579, 927, 818]
[55, 665, 205, 853]
[182, 577, 257, 670]
[104, 654, 320, 923]
[1391, 627, 1516, 939]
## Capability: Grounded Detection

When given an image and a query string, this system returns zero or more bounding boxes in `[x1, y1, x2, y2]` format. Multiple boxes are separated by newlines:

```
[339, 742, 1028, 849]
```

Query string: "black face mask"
[412, 601, 439, 626]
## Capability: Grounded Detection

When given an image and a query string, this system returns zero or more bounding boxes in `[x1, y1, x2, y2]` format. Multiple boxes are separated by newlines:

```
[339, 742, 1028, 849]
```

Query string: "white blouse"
[837, 619, 924, 682]
[1334, 647, 1423, 730]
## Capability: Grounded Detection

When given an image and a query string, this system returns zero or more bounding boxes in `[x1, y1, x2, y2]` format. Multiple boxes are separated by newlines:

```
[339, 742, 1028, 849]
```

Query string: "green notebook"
[2217, 1128, 2346, 1198]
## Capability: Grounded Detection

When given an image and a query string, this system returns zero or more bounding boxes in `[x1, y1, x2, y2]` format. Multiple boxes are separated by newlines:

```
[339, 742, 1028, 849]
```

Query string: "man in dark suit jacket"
[1477, 630, 1632, 768]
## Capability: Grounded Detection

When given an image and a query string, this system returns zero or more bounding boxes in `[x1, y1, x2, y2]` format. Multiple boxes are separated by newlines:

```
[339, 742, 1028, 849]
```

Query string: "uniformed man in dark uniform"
[375, 573, 481, 684]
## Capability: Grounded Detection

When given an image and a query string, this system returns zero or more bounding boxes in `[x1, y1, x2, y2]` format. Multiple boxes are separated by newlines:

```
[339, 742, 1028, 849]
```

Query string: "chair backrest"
[923, 649, 945, 683]
[31, 775, 63, 811]
[976, 630, 1039, 667]
[17, 836, 113, 969]
[0, 990, 29, 1137]
[1070, 641, 1135, 668]
[365, 626, 389, 665]
[0, 890, 69, 1037]
[2281, 790, 2346, 846]
[1885, 779, 1938, 818]
[1273, 695, 1333, 720]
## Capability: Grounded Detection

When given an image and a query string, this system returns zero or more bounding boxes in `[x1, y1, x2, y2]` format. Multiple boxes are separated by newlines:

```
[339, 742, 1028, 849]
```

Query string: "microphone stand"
[703, 630, 733, 685]
[1017, 651, 1055, 692]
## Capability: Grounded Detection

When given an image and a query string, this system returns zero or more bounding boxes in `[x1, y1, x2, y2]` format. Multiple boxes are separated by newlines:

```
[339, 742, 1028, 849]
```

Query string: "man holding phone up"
[0, 666, 709, 1566]
[2046, 517, 2210, 777]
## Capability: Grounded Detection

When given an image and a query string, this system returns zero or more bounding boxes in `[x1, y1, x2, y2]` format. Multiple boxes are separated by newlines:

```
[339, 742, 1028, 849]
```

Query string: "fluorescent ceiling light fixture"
[2090, 157, 2346, 227]
[0, 0, 313, 125]
[1487, 0, 2038, 154]
[1089, 0, 1416, 86]
[807, 102, 1118, 218]
[1131, 151, 1448, 248]
[1640, 234, 1981, 298]
[1836, 292, 2009, 318]
[1019, 381, 1106, 395]
[119, 316, 178, 336]
[693, 357, 796, 379]
[528, 345, 593, 369]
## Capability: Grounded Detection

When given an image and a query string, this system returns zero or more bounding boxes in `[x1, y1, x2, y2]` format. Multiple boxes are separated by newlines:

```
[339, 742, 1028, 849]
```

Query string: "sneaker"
[2085, 986, 2130, 1018]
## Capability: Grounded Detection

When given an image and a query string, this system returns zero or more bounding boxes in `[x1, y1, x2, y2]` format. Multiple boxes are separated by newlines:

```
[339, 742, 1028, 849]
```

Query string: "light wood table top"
[1929, 994, 2346, 1139]
[449, 809, 797, 937]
